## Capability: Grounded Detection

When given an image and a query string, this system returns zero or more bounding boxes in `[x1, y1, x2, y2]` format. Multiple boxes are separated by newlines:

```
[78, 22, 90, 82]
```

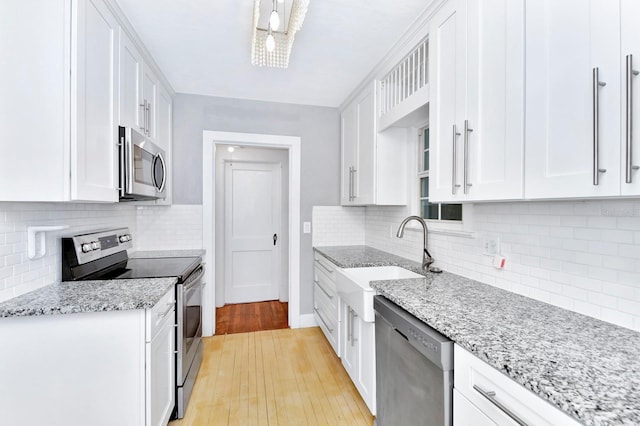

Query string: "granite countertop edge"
[313, 245, 640, 426]
[0, 277, 177, 318]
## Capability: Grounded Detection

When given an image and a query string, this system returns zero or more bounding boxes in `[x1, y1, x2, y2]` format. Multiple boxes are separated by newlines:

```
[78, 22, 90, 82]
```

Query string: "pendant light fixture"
[250, 0, 310, 68]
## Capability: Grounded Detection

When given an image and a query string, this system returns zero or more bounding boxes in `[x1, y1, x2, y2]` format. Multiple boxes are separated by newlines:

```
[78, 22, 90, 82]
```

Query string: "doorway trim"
[202, 131, 301, 336]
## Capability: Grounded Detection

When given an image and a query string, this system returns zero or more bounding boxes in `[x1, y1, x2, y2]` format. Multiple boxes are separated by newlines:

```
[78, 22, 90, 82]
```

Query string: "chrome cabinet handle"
[464, 119, 473, 194]
[592, 67, 607, 185]
[349, 166, 353, 201]
[314, 259, 334, 275]
[157, 302, 176, 319]
[146, 102, 152, 136]
[626, 55, 640, 183]
[314, 307, 334, 332]
[452, 124, 461, 194]
[313, 279, 334, 299]
[352, 167, 357, 199]
[349, 308, 358, 347]
[473, 385, 529, 426]
[139, 101, 146, 132]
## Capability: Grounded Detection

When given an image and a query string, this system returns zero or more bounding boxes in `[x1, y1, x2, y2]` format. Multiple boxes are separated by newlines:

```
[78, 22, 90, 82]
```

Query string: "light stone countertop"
[0, 278, 177, 318]
[314, 245, 640, 426]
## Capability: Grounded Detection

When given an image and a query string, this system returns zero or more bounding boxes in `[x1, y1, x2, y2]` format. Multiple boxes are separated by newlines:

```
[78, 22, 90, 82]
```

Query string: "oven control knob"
[91, 241, 100, 250]
[81, 243, 92, 253]
[119, 235, 129, 243]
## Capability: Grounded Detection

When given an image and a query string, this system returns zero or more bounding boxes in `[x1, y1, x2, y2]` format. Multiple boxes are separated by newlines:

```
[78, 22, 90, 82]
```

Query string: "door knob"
[273, 234, 278, 246]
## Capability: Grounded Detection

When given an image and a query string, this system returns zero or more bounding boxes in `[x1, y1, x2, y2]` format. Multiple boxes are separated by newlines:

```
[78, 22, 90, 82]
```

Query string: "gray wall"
[172, 94, 341, 315]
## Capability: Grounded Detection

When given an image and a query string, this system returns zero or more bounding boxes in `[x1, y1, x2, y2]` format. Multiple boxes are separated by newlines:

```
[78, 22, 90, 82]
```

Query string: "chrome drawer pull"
[473, 384, 528, 426]
[626, 54, 640, 183]
[314, 308, 334, 332]
[314, 259, 334, 274]
[157, 302, 176, 319]
[314, 279, 334, 299]
[592, 67, 607, 185]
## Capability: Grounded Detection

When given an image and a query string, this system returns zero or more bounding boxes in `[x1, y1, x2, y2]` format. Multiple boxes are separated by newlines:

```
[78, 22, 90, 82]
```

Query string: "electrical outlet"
[303, 222, 311, 234]
[482, 235, 501, 256]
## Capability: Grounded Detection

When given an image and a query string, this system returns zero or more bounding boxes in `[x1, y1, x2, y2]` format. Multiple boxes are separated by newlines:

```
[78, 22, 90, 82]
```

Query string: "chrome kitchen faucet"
[396, 215, 442, 274]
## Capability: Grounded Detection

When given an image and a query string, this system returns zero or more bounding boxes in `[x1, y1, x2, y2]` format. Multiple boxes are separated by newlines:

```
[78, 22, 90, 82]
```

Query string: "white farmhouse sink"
[336, 266, 422, 322]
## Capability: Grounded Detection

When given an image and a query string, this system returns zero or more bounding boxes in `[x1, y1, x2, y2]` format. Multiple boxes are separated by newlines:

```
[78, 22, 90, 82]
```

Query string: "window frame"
[416, 125, 463, 224]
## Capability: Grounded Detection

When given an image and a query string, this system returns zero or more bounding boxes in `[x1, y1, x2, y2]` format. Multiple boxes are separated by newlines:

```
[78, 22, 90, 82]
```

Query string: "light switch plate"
[303, 222, 311, 234]
[482, 234, 501, 256]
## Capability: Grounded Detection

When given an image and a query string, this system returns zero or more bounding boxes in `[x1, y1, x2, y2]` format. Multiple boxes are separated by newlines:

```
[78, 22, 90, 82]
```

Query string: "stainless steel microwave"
[119, 126, 166, 201]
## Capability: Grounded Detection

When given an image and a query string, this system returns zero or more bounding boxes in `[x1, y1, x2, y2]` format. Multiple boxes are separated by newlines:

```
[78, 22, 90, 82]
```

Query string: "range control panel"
[65, 228, 133, 265]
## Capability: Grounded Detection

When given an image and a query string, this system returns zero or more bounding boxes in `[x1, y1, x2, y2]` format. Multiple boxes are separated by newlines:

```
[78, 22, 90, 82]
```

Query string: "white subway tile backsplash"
[354, 199, 640, 332]
[0, 202, 204, 304]
[312, 206, 365, 247]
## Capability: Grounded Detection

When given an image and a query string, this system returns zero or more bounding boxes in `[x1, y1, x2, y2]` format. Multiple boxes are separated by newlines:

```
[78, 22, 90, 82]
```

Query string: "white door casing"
[203, 131, 303, 335]
[224, 162, 281, 304]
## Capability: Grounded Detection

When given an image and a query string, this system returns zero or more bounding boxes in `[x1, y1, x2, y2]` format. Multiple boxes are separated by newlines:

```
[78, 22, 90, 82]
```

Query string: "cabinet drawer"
[314, 301, 339, 355]
[314, 253, 337, 279]
[454, 389, 496, 426]
[454, 345, 580, 426]
[314, 270, 338, 313]
[146, 288, 175, 342]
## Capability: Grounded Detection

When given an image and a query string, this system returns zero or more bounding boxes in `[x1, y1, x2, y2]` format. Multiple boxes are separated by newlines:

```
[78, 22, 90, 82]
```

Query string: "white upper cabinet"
[142, 65, 159, 141]
[620, 0, 640, 195]
[72, 0, 120, 202]
[429, 0, 524, 203]
[525, 0, 621, 198]
[465, 0, 524, 201]
[118, 29, 144, 131]
[341, 82, 408, 206]
[429, 0, 467, 203]
[0, 0, 119, 202]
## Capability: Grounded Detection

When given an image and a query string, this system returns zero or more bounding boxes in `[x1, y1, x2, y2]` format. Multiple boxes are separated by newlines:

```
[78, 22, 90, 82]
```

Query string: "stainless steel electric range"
[61, 228, 204, 420]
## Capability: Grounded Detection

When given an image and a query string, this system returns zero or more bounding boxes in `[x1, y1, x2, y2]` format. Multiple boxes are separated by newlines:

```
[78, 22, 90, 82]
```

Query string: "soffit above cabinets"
[113, 0, 431, 107]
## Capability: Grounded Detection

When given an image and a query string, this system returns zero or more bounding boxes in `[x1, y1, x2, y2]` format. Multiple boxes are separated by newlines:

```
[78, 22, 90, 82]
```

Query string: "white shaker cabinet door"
[71, 0, 119, 202]
[621, 0, 640, 195]
[428, 0, 467, 203]
[341, 102, 358, 205]
[355, 87, 376, 205]
[142, 65, 159, 141]
[525, 0, 620, 199]
[465, 0, 524, 201]
[119, 30, 144, 132]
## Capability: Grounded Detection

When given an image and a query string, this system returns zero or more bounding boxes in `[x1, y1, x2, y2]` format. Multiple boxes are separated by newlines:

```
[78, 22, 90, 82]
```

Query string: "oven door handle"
[184, 265, 205, 290]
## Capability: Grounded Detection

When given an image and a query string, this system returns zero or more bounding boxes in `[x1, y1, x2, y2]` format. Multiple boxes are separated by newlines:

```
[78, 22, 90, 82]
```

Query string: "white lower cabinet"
[454, 389, 496, 426]
[0, 288, 176, 426]
[340, 299, 376, 415]
[454, 344, 580, 426]
[313, 253, 340, 355]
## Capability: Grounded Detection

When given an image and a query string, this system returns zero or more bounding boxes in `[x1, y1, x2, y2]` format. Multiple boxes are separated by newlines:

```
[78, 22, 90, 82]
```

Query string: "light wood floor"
[216, 301, 288, 335]
[169, 327, 374, 426]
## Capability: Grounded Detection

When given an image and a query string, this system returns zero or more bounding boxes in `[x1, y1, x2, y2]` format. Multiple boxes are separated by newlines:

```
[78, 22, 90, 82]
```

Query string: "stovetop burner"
[61, 228, 201, 283]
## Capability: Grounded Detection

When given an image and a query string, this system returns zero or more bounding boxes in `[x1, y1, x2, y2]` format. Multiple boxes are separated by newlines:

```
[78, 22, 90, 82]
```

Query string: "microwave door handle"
[118, 133, 125, 196]
[156, 153, 167, 193]
[125, 131, 134, 195]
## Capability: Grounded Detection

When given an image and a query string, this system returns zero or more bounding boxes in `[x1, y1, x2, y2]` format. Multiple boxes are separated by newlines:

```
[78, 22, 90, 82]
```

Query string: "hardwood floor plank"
[215, 301, 288, 335]
[170, 327, 374, 426]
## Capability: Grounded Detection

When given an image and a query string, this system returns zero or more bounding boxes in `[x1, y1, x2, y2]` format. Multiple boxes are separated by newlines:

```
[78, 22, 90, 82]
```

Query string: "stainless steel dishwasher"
[374, 296, 454, 426]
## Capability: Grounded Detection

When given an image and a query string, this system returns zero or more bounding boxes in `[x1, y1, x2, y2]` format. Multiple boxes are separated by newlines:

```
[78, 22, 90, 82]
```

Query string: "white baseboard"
[297, 313, 317, 328]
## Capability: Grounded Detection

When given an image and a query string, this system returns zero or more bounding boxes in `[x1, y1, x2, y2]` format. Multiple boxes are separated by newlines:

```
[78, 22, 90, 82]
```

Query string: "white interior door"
[224, 162, 281, 304]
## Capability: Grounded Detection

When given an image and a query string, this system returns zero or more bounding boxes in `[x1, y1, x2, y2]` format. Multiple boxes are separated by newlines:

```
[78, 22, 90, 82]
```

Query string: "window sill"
[401, 222, 476, 239]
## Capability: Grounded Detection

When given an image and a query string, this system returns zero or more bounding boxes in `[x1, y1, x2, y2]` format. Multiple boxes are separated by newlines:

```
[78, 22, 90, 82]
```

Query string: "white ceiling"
[114, 0, 431, 107]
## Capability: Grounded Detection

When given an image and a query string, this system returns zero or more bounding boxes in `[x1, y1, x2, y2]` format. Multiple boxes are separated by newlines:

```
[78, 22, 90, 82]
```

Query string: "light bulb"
[269, 10, 280, 31]
[227, 146, 235, 153]
[266, 33, 275, 52]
